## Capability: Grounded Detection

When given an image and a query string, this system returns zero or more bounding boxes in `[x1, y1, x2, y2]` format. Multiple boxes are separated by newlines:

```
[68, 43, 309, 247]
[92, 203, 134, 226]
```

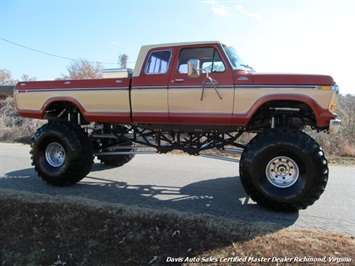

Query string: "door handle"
[174, 79, 184, 82]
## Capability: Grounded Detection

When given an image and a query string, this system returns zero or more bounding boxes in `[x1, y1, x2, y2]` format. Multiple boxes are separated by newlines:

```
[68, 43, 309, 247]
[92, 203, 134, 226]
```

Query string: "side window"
[145, 50, 172, 74]
[178, 47, 226, 74]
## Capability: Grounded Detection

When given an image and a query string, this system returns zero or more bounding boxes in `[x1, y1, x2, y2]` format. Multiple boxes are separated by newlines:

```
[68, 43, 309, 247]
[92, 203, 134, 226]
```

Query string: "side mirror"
[187, 59, 201, 78]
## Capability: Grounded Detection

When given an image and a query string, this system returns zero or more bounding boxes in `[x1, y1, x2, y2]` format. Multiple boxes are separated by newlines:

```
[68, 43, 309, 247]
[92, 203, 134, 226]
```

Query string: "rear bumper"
[329, 118, 341, 134]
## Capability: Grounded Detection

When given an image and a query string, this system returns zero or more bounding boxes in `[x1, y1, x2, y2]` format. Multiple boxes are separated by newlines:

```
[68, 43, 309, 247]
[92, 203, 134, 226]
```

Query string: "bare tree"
[0, 69, 17, 84]
[118, 54, 128, 68]
[62, 59, 103, 80]
[21, 74, 37, 81]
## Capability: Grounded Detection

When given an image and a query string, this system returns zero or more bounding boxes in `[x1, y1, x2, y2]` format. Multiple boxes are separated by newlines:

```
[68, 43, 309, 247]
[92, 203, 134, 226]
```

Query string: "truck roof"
[133, 41, 223, 77]
[141, 41, 222, 49]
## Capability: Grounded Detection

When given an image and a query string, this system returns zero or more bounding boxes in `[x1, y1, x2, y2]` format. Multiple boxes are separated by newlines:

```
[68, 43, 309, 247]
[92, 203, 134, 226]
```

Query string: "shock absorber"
[77, 112, 81, 125]
[271, 116, 276, 128]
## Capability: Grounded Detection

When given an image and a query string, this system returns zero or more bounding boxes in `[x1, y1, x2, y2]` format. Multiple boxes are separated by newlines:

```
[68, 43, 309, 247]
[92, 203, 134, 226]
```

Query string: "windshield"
[222, 44, 254, 72]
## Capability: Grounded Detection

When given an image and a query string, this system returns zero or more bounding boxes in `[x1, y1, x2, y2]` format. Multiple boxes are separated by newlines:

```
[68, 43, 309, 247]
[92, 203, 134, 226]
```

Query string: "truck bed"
[15, 78, 132, 123]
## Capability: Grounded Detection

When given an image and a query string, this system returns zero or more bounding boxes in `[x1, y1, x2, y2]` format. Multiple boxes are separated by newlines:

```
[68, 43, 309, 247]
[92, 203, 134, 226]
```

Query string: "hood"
[234, 71, 336, 86]
[253, 73, 335, 85]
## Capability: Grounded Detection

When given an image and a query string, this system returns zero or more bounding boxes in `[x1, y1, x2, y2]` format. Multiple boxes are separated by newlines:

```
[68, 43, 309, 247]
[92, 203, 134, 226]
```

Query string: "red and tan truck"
[14, 41, 341, 211]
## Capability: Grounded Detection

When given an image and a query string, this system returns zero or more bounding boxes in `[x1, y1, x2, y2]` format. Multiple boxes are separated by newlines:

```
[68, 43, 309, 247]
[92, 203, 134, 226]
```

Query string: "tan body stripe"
[15, 89, 130, 113]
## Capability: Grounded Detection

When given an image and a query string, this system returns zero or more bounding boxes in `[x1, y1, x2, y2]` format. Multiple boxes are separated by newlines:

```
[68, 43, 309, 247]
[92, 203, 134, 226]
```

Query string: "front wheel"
[239, 128, 328, 212]
[31, 122, 94, 186]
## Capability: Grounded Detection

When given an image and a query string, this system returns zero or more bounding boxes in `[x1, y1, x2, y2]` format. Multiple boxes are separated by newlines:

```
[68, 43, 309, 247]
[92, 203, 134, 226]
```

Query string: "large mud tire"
[31, 122, 93, 186]
[239, 128, 328, 212]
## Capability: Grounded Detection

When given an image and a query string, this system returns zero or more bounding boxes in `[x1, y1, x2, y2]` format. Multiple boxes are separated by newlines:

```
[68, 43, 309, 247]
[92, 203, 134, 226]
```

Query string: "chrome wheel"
[265, 156, 299, 188]
[45, 142, 66, 167]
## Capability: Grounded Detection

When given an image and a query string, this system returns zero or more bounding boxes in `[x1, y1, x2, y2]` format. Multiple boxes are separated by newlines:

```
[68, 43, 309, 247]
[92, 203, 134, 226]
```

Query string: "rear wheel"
[31, 122, 93, 186]
[239, 128, 328, 212]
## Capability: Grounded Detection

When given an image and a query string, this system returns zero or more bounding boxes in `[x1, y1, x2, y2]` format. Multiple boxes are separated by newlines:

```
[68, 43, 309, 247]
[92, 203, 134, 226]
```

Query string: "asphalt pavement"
[0, 143, 354, 235]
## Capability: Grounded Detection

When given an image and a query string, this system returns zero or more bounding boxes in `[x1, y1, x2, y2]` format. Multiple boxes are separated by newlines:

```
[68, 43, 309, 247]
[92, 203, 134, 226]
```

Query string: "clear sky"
[1, 0, 354, 94]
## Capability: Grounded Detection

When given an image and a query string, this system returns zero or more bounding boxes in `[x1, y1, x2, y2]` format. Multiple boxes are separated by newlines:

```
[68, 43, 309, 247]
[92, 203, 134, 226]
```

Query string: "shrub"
[315, 94, 355, 158]
[0, 97, 44, 143]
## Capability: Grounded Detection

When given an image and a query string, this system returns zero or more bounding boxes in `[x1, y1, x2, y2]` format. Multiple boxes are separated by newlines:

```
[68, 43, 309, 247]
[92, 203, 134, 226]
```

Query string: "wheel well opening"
[43, 101, 83, 122]
[248, 100, 316, 130]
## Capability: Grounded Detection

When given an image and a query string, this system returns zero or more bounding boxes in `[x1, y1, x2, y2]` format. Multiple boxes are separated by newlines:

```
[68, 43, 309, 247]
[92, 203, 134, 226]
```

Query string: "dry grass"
[0, 190, 354, 265]
[191, 230, 354, 265]
[340, 144, 355, 157]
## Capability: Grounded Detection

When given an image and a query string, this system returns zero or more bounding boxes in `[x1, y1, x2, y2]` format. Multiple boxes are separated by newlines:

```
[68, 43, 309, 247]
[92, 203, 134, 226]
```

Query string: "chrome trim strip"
[234, 85, 318, 89]
[131, 86, 167, 90]
[170, 85, 234, 89]
[132, 85, 233, 90]
[24, 87, 129, 93]
[19, 105, 130, 112]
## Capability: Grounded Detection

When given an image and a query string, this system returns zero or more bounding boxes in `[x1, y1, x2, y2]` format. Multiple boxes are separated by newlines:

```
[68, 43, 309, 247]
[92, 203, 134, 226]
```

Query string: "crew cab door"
[131, 49, 172, 123]
[168, 45, 234, 125]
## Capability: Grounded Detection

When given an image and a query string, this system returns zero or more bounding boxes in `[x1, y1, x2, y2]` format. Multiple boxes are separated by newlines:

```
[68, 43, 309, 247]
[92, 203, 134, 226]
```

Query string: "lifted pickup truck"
[15, 41, 341, 211]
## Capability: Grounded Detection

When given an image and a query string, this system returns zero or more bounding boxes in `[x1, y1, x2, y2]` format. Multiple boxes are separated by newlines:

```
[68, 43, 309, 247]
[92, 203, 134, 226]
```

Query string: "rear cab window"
[145, 50, 172, 74]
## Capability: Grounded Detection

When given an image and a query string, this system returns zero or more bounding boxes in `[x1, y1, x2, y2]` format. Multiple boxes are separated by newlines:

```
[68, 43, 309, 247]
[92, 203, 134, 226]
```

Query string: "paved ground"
[0, 143, 354, 235]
